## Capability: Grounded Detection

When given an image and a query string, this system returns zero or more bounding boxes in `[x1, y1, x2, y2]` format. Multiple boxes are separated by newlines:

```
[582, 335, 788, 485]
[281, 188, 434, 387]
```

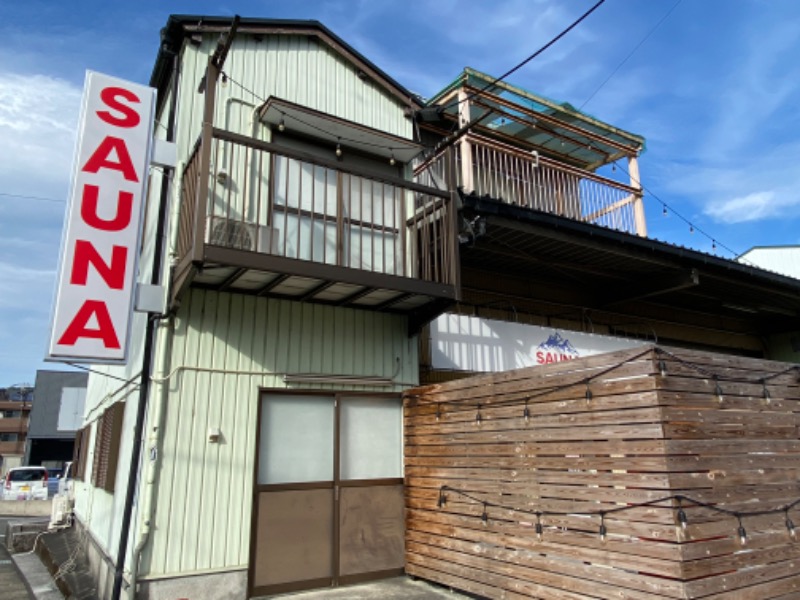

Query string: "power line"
[0, 192, 64, 203]
[442, 0, 608, 112]
[579, 0, 683, 110]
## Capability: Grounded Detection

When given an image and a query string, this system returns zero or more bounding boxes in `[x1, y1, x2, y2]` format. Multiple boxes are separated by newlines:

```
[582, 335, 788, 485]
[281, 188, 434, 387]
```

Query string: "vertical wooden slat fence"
[404, 346, 800, 599]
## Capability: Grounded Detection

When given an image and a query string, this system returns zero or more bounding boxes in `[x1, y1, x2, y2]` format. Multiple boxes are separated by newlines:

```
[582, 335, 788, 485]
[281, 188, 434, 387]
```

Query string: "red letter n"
[70, 240, 128, 290]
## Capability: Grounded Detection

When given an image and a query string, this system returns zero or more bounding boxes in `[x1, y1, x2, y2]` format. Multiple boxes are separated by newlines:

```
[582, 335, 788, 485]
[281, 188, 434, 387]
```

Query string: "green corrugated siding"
[142, 289, 417, 575]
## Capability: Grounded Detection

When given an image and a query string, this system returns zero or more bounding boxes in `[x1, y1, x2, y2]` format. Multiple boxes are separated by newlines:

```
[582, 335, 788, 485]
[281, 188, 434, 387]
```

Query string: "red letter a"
[82, 136, 139, 182]
[57, 300, 121, 349]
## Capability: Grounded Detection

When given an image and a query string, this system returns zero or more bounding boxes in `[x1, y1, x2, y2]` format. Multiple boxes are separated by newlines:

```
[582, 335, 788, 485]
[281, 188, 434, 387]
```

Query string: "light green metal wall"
[140, 289, 417, 576]
[173, 33, 412, 163]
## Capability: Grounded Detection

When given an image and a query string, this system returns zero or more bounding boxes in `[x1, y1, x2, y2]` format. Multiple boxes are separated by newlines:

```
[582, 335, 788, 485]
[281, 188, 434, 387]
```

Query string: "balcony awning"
[258, 97, 422, 163]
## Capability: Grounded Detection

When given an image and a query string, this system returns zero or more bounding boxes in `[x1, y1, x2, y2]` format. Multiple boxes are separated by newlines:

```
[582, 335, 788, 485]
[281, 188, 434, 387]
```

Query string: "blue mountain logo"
[537, 332, 579, 356]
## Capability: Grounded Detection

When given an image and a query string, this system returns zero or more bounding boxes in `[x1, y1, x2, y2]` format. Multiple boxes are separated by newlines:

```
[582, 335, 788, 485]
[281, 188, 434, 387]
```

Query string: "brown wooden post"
[445, 146, 462, 299]
[192, 57, 218, 264]
[628, 154, 647, 237]
[457, 88, 474, 194]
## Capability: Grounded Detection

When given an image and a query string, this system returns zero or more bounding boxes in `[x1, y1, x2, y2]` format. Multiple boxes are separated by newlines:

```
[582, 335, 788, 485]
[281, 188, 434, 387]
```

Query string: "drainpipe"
[128, 315, 174, 599]
[111, 47, 181, 600]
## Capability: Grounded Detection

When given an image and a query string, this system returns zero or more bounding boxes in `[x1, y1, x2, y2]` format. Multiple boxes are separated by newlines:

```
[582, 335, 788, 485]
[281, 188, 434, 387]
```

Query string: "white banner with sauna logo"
[430, 314, 645, 372]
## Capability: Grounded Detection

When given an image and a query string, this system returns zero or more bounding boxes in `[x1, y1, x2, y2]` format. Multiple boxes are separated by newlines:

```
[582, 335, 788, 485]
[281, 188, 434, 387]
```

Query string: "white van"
[3, 466, 49, 501]
[58, 461, 74, 497]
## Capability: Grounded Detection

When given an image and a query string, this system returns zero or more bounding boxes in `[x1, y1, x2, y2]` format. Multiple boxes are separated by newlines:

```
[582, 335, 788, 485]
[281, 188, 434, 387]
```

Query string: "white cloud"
[0, 72, 82, 197]
[704, 191, 800, 224]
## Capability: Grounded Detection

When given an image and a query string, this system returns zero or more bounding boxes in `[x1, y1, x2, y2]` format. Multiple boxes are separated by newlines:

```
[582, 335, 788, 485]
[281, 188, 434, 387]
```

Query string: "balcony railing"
[173, 128, 459, 317]
[0, 441, 25, 455]
[415, 134, 645, 235]
[0, 418, 28, 434]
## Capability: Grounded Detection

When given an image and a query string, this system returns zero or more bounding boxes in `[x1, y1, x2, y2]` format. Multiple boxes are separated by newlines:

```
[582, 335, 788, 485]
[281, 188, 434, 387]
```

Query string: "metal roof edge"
[461, 194, 800, 291]
[150, 14, 423, 112]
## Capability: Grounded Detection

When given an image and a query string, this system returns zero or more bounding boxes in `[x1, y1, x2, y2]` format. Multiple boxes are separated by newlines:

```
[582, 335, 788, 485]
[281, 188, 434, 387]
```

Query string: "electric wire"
[578, 0, 683, 110]
[441, 0, 608, 112]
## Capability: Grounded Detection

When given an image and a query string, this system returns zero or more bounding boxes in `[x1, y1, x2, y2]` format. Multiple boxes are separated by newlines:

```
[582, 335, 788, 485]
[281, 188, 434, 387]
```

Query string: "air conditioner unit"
[206, 217, 280, 254]
[49, 493, 73, 529]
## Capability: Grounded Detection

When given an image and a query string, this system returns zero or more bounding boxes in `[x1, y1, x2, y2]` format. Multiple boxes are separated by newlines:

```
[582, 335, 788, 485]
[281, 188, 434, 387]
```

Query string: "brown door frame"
[247, 389, 404, 597]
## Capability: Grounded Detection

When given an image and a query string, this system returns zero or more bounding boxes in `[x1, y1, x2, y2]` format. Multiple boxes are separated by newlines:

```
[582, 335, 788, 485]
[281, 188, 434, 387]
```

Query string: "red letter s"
[97, 87, 141, 128]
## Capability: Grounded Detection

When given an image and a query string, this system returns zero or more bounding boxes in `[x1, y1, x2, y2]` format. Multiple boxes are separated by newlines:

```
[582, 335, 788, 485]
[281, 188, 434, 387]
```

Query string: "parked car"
[58, 462, 74, 497]
[3, 466, 48, 501]
[46, 468, 63, 497]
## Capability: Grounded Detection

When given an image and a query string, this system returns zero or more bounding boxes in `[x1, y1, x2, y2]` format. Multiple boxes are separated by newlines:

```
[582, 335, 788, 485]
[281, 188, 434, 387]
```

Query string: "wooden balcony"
[415, 134, 646, 235]
[0, 441, 25, 455]
[173, 128, 459, 330]
[0, 401, 31, 413]
[0, 418, 28, 434]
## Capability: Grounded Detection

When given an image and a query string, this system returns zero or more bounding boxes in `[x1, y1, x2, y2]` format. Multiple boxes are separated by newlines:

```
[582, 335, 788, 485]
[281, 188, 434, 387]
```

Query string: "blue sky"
[1, 0, 799, 384]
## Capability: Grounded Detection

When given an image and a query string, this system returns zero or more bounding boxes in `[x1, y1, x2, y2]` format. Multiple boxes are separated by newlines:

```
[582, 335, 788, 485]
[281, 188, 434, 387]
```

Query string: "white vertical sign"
[47, 71, 156, 363]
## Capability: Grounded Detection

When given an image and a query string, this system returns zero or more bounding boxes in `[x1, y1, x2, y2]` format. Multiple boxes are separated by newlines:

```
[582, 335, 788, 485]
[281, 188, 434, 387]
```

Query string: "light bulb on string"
[585, 382, 593, 404]
[714, 378, 724, 403]
[786, 509, 796, 540]
[389, 151, 396, 166]
[481, 502, 489, 526]
[737, 516, 747, 545]
[689, 225, 694, 234]
[435, 404, 441, 422]
[676, 497, 688, 530]
[335, 138, 342, 158]
[599, 514, 607, 543]
[437, 488, 446, 508]
[475, 404, 482, 425]
[278, 118, 286, 132]
[535, 513, 543, 541]
[762, 380, 772, 404]
[523, 400, 530, 423]
[662, 205, 668, 216]
[658, 359, 668, 377]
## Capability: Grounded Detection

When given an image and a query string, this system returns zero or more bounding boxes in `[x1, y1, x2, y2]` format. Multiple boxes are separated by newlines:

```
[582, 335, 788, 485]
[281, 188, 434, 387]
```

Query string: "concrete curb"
[0, 500, 52, 517]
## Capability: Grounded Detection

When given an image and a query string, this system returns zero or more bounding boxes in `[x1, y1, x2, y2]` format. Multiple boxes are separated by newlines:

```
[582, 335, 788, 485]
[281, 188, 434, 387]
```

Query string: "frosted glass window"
[259, 394, 334, 484]
[340, 397, 402, 480]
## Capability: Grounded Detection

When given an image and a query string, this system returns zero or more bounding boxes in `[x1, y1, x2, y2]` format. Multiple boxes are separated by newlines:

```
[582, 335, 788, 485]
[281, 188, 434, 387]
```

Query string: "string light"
[676, 496, 688, 530]
[662, 204, 668, 216]
[762, 380, 772, 404]
[737, 515, 747, 545]
[278, 118, 285, 132]
[714, 377, 724, 403]
[584, 382, 593, 404]
[786, 509, 796, 540]
[481, 502, 489, 526]
[598, 514, 607, 543]
[689, 225, 694, 234]
[658, 359, 667, 377]
[475, 404, 482, 425]
[389, 152, 396, 166]
[523, 399, 530, 423]
[335, 138, 342, 158]
[535, 513, 543, 541]
[221, 73, 228, 86]
[611, 163, 616, 172]
[437, 487, 447, 508]
[435, 404, 441, 422]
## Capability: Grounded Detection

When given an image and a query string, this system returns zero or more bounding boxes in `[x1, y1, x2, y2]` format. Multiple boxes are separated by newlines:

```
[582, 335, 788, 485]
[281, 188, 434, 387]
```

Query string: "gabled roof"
[151, 15, 423, 113]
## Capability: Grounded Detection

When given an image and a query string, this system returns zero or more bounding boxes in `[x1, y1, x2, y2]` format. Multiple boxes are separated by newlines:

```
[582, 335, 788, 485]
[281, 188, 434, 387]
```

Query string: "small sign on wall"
[430, 314, 644, 372]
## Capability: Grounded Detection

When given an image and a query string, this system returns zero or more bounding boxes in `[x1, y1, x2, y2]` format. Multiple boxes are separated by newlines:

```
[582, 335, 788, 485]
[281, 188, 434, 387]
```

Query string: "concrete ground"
[266, 577, 473, 599]
[0, 514, 65, 600]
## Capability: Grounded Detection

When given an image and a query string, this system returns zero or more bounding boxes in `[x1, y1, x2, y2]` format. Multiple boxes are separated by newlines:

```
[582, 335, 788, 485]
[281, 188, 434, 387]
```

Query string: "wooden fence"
[403, 345, 800, 599]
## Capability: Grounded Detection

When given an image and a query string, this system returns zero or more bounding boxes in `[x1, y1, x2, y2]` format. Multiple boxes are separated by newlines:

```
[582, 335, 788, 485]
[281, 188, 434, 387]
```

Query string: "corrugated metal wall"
[76, 28, 418, 581]
[140, 289, 417, 576]
[173, 33, 412, 167]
